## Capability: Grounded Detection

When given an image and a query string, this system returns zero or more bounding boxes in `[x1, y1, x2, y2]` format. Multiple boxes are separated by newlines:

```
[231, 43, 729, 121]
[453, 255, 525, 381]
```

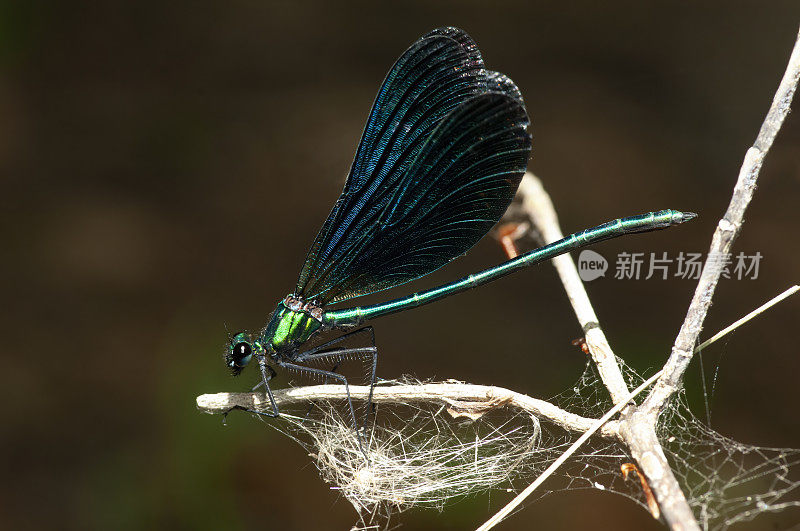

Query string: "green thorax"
[260, 295, 323, 353]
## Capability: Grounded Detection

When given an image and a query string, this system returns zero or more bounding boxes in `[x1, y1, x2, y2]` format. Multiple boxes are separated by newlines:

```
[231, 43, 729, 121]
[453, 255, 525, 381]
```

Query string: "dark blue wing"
[296, 28, 532, 304]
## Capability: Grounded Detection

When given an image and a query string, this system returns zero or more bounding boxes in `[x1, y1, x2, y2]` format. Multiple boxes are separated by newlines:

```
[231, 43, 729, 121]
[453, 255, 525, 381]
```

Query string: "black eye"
[231, 342, 253, 366]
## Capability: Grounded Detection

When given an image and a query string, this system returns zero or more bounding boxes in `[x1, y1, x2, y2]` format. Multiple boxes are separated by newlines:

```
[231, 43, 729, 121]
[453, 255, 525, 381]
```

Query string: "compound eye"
[230, 342, 253, 367]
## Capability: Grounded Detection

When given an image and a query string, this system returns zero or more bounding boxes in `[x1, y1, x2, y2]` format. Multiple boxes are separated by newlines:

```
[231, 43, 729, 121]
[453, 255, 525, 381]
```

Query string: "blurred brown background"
[2, 1, 800, 530]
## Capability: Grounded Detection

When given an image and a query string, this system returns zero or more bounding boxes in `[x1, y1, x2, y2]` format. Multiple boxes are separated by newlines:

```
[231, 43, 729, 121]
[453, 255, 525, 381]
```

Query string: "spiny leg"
[294, 346, 378, 423]
[296, 327, 378, 436]
[277, 360, 371, 459]
[253, 356, 280, 417]
[250, 363, 276, 391]
[295, 327, 376, 419]
[300, 358, 341, 420]
[303, 326, 376, 355]
[351, 327, 378, 436]
[230, 358, 281, 420]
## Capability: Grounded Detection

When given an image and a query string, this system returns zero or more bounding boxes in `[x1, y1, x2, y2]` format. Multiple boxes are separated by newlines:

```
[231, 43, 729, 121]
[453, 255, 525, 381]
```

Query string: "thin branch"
[642, 24, 800, 415]
[517, 175, 631, 405]
[695, 285, 799, 352]
[196, 381, 621, 440]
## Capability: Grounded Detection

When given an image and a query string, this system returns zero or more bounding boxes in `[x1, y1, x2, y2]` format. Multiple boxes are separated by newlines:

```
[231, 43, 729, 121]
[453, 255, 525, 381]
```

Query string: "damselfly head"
[226, 331, 255, 375]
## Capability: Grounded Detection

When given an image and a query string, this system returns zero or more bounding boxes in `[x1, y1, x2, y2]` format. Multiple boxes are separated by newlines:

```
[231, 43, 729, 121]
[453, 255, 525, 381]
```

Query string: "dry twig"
[197, 382, 621, 440]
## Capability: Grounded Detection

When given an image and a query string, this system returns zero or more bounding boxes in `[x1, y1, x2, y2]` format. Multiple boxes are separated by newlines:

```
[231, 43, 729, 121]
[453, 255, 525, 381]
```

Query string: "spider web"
[552, 359, 800, 529]
[270, 360, 800, 529]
